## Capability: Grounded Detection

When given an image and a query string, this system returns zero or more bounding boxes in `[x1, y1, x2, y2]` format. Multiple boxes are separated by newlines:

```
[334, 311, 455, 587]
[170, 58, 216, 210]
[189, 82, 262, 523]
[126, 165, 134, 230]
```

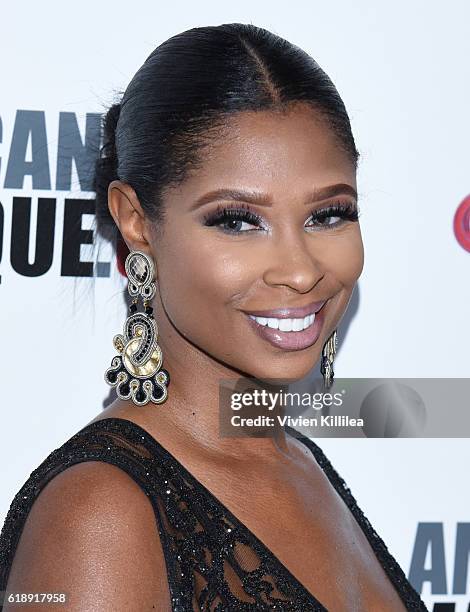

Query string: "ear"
[107, 180, 152, 255]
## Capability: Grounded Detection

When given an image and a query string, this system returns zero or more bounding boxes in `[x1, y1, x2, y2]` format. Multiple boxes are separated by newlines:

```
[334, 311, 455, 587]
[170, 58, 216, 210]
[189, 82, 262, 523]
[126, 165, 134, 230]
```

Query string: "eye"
[203, 204, 264, 234]
[202, 201, 360, 235]
[305, 202, 359, 230]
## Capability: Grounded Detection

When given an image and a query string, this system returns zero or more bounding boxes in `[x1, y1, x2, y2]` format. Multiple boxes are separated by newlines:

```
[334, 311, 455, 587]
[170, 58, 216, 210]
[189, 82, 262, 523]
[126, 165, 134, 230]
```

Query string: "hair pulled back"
[93, 22, 359, 243]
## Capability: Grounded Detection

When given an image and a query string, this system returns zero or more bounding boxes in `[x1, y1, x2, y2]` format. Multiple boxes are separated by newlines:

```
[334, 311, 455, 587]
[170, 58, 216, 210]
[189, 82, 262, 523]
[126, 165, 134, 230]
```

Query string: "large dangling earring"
[104, 250, 170, 406]
[320, 329, 338, 389]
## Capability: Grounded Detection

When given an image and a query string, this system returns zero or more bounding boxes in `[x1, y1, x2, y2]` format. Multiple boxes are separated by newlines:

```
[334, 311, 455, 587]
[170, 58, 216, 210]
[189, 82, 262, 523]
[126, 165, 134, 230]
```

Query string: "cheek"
[156, 227, 252, 330]
[319, 228, 364, 285]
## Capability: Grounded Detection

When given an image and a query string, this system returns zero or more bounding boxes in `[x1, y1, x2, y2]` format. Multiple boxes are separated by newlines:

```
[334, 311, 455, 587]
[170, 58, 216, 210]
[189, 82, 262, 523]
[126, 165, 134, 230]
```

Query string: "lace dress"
[0, 417, 428, 611]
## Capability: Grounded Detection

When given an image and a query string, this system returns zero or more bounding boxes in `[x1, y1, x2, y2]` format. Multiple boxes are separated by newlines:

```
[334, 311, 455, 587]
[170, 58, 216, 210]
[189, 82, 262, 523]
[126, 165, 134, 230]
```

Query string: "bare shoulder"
[5, 461, 171, 611]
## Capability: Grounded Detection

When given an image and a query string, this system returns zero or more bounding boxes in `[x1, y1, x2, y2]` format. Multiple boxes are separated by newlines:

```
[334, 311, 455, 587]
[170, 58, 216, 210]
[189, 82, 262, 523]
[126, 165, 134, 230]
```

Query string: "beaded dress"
[0, 417, 428, 611]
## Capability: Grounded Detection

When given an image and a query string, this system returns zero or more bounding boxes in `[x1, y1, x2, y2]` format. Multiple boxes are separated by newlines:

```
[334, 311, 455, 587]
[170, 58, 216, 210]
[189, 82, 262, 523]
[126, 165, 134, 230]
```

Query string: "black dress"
[0, 417, 428, 611]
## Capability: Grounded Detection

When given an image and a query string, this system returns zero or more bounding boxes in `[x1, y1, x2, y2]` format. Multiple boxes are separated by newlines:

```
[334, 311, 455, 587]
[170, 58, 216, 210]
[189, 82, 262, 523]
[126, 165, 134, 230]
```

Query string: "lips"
[244, 299, 329, 351]
[243, 299, 327, 319]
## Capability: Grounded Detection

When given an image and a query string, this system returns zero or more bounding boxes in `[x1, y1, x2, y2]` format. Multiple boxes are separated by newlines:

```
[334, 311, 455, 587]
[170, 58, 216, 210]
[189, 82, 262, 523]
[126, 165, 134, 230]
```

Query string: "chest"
[218, 460, 408, 612]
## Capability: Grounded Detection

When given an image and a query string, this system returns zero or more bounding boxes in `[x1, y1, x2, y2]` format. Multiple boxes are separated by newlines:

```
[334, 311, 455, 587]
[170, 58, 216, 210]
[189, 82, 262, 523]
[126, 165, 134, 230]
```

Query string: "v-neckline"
[83, 416, 407, 611]
[86, 417, 325, 608]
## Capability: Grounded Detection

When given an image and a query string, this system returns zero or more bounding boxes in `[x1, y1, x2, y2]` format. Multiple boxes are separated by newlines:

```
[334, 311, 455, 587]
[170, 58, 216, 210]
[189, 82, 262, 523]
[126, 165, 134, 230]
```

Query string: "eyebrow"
[190, 183, 358, 210]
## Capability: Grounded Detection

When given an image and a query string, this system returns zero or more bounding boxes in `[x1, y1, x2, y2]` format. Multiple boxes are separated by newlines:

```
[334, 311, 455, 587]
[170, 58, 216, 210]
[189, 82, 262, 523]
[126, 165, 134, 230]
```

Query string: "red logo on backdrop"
[454, 195, 470, 252]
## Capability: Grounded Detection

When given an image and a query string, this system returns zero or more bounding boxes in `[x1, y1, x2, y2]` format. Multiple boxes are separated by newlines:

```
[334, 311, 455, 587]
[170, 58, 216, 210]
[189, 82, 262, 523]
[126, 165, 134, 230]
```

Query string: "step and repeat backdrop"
[1, 2, 469, 610]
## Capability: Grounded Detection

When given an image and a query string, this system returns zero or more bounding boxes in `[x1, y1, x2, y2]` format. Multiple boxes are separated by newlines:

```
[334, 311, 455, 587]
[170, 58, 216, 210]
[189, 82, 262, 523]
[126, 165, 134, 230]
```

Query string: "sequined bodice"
[0, 417, 427, 611]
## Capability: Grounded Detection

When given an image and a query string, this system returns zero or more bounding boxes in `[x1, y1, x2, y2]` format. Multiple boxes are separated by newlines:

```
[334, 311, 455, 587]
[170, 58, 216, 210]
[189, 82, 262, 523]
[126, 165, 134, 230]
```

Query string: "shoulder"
[4, 460, 170, 610]
[28, 459, 152, 528]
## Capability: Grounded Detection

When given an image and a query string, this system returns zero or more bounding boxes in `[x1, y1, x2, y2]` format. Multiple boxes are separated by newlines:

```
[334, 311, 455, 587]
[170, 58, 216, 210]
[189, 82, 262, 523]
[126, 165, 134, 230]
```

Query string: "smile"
[248, 314, 315, 332]
[244, 300, 329, 351]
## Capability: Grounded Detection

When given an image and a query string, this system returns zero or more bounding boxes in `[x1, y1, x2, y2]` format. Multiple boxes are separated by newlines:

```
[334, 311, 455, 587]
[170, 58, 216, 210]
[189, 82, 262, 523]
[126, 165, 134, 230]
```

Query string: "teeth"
[249, 313, 315, 332]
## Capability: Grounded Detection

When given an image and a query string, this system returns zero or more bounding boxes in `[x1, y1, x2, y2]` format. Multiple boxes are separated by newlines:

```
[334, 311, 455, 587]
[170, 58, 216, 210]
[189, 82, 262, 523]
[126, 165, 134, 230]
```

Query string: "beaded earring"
[104, 250, 170, 406]
[320, 329, 338, 389]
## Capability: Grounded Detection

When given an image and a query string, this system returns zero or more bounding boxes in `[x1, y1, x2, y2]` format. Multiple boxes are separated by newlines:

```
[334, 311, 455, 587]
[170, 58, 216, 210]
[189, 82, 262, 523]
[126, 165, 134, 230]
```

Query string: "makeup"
[243, 300, 328, 351]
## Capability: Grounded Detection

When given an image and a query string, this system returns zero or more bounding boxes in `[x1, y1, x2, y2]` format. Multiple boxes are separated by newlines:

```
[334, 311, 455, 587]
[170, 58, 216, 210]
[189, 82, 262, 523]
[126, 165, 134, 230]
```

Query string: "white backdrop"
[1, 2, 469, 609]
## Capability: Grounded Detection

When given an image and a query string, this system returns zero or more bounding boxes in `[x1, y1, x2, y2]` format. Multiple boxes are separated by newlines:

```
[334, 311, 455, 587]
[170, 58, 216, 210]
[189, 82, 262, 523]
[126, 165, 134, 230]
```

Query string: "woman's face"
[150, 103, 364, 381]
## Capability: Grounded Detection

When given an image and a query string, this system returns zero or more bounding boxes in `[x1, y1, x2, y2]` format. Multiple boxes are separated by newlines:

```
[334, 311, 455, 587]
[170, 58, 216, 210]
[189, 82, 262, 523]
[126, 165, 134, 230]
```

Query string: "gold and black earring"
[104, 250, 170, 406]
[320, 329, 338, 389]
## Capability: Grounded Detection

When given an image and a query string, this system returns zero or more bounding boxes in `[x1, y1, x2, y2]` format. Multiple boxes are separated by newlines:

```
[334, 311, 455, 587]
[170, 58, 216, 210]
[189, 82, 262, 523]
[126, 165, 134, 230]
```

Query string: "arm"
[4, 461, 171, 611]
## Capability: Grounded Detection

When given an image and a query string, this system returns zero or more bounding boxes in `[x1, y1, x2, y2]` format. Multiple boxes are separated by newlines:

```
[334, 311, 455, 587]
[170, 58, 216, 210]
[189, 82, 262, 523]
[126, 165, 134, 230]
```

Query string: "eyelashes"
[202, 201, 360, 234]
[203, 203, 264, 233]
[307, 201, 359, 228]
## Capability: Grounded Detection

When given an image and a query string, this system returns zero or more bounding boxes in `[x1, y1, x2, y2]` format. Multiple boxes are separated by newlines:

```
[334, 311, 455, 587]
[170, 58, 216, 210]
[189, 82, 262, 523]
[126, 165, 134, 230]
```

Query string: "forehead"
[166, 104, 356, 204]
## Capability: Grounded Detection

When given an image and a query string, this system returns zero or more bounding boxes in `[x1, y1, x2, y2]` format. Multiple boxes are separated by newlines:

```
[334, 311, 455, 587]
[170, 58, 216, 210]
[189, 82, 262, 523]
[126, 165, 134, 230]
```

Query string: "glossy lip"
[244, 300, 329, 351]
[242, 299, 327, 320]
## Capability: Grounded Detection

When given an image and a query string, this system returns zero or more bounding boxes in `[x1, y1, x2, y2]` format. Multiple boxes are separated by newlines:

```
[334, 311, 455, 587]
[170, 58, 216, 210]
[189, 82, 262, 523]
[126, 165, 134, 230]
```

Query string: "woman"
[0, 23, 427, 611]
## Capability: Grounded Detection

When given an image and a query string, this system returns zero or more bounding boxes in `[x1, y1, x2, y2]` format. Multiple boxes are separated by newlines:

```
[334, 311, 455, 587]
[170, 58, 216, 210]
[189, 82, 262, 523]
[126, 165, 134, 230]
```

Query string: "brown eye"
[305, 202, 359, 230]
[203, 205, 264, 234]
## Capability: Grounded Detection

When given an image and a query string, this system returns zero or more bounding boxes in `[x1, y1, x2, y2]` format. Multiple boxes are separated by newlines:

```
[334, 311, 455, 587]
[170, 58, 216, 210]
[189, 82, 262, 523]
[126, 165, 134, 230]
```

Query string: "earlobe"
[107, 180, 150, 253]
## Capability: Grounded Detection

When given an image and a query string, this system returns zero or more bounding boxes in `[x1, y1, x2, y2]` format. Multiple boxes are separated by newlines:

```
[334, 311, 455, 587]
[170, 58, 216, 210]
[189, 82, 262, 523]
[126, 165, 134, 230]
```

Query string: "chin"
[243, 355, 320, 385]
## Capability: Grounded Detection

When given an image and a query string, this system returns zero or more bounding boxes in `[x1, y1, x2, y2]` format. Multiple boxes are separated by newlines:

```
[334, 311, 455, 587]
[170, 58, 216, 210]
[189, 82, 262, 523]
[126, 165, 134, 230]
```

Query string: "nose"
[262, 229, 325, 293]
